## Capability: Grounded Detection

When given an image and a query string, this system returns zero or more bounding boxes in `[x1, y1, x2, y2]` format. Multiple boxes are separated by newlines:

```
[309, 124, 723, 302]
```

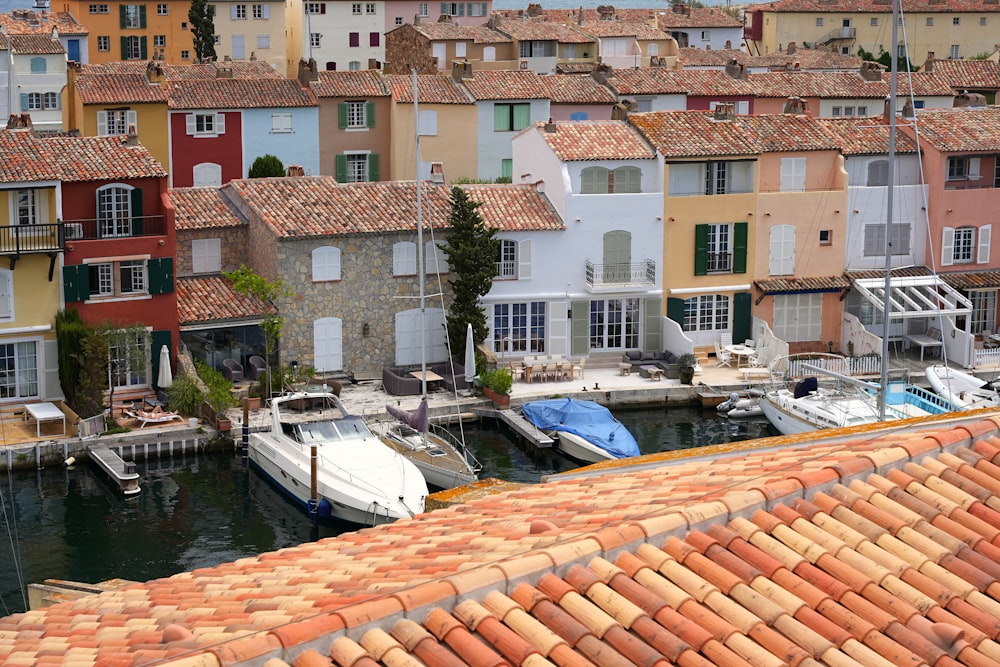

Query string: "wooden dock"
[472, 406, 554, 448]
[88, 445, 140, 495]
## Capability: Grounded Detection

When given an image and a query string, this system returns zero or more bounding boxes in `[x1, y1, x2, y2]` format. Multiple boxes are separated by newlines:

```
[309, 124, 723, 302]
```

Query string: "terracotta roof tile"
[814, 117, 919, 155]
[531, 120, 655, 161]
[310, 70, 390, 98]
[461, 70, 551, 100]
[0, 129, 165, 182]
[166, 78, 317, 110]
[492, 15, 595, 43]
[606, 67, 756, 96]
[384, 74, 473, 104]
[927, 59, 1000, 90]
[538, 74, 617, 104]
[8, 33, 62, 54]
[169, 187, 245, 230]
[0, 10, 87, 35]
[410, 21, 512, 43]
[76, 73, 170, 105]
[911, 106, 1000, 152]
[176, 276, 275, 325]
[750, 69, 954, 98]
[499, 6, 740, 28]
[572, 19, 670, 40]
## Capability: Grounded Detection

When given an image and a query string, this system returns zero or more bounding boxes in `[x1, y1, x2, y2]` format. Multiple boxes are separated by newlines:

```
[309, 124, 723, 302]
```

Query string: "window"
[192, 162, 221, 186]
[352, 2, 361, 13]
[157, 2, 168, 13]
[947, 156, 980, 180]
[366, 2, 375, 12]
[469, 2, 487, 16]
[980, 16, 987, 26]
[336, 153, 379, 182]
[669, 161, 753, 196]
[496, 239, 517, 279]
[30, 57, 46, 73]
[418, 2, 428, 15]
[867, 159, 888, 186]
[192, 239, 221, 274]
[25, 93, 41, 111]
[492, 302, 546, 354]
[393, 242, 417, 275]
[305, 2, 325, 12]
[98, 109, 137, 136]
[0, 341, 39, 399]
[312, 246, 341, 282]
[769, 224, 796, 275]
[425, 241, 448, 274]
[700, 30, 711, 41]
[16, 189, 36, 226]
[953, 16, 960, 25]
[89, 4, 109, 12]
[349, 32, 359, 47]
[926, 17, 933, 25]
[123, 35, 143, 59]
[695, 222, 746, 275]
[589, 298, 640, 350]
[349, 61, 361, 71]
[780, 157, 806, 192]
[186, 112, 225, 136]
[682, 295, 729, 333]
[87, 259, 147, 298]
[501, 159, 512, 180]
[181, 50, 190, 59]
[340, 100, 372, 129]
[493, 103, 530, 132]
[418, 109, 437, 135]
[252, 4, 263, 18]
[969, 290, 997, 335]
[951, 44, 960, 59]
[395, 17, 403, 25]
[705, 223, 732, 273]
[863, 224, 910, 256]
[271, 113, 292, 133]
[310, 33, 321, 47]
[943, 225, 990, 266]
[123, 4, 142, 27]
[773, 293, 822, 342]
[98, 36, 110, 51]
[234, 4, 247, 18]
[815, 17, 823, 26]
[108, 329, 149, 389]
[441, 2, 465, 15]
[580, 166, 642, 194]
[98, 185, 135, 238]
[370, 32, 379, 47]
[870, 17, 878, 25]
[0, 271, 11, 320]
[819, 230, 832, 245]
[154, 34, 165, 46]
[41, 92, 57, 110]
[257, 34, 269, 48]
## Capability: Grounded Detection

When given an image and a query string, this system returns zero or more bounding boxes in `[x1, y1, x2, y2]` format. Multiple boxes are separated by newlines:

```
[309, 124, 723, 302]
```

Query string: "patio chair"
[127, 406, 184, 429]
[720, 332, 733, 348]
[982, 329, 999, 349]
[714, 341, 733, 367]
[247, 355, 267, 380]
[572, 357, 586, 379]
[222, 358, 244, 382]
[508, 362, 525, 383]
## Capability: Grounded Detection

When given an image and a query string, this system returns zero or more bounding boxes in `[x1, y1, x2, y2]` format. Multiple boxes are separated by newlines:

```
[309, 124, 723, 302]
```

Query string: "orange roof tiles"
[532, 120, 656, 161]
[492, 15, 594, 43]
[756, 0, 1000, 11]
[0, 129, 165, 181]
[411, 21, 512, 43]
[169, 187, 245, 230]
[606, 68, 757, 96]
[310, 70, 390, 98]
[538, 74, 617, 104]
[384, 74, 473, 104]
[76, 73, 170, 104]
[8, 33, 63, 54]
[461, 70, 551, 100]
[0, 9, 87, 34]
[6, 414, 1000, 665]
[814, 117, 919, 155]
[751, 69, 954, 98]
[927, 59, 1000, 90]
[912, 106, 1000, 152]
[176, 276, 273, 325]
[166, 78, 317, 110]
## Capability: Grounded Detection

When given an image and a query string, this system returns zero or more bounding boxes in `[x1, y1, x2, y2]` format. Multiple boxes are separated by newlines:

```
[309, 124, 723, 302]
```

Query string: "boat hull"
[380, 428, 478, 490]
[555, 431, 615, 464]
[758, 394, 818, 435]
[926, 365, 999, 409]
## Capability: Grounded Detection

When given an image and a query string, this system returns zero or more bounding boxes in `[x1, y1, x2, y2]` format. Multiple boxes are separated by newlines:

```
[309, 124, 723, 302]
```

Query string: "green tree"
[249, 154, 285, 178]
[90, 321, 150, 426]
[223, 265, 292, 397]
[441, 187, 499, 357]
[857, 46, 916, 72]
[188, 0, 216, 63]
[55, 309, 88, 410]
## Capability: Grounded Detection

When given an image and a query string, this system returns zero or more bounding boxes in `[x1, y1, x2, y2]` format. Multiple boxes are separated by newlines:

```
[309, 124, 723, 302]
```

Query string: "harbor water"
[0, 406, 773, 615]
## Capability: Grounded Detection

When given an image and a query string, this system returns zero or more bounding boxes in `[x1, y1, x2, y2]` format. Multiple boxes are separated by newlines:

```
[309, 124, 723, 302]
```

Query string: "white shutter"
[97, 110, 107, 135]
[393, 242, 416, 275]
[736, 100, 749, 115]
[185, 114, 196, 135]
[978, 224, 991, 264]
[668, 163, 701, 196]
[780, 157, 805, 192]
[517, 239, 532, 279]
[769, 224, 795, 275]
[313, 317, 343, 372]
[126, 110, 137, 132]
[942, 227, 955, 266]
[215, 112, 226, 134]
[192, 240, 205, 273]
[262, 4, 270, 17]
[418, 110, 437, 136]
[969, 157, 981, 180]
[0, 271, 11, 318]
[230, 4, 238, 18]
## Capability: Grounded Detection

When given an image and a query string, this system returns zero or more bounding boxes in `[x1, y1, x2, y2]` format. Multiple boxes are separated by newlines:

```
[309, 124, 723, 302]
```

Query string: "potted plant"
[677, 353, 698, 386]
[480, 367, 512, 408]
[197, 361, 237, 431]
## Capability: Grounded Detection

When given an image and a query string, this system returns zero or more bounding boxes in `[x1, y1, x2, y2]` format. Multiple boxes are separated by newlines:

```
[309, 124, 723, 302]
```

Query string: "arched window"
[867, 159, 888, 186]
[96, 183, 136, 237]
[193, 163, 222, 186]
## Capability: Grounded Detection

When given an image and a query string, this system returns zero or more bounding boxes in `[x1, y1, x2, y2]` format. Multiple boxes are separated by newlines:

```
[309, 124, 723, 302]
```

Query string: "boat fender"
[63, 456, 76, 467]
[317, 498, 334, 518]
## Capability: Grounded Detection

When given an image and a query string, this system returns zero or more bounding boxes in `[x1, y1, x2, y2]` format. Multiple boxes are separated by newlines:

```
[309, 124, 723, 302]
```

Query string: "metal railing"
[585, 259, 655, 287]
[706, 252, 732, 273]
[61, 215, 166, 241]
[494, 260, 517, 279]
[0, 223, 64, 254]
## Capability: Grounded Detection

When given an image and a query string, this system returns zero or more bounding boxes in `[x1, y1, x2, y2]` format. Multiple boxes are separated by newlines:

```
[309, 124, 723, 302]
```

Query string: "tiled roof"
[310, 70, 390, 98]
[521, 6, 742, 28]
[629, 110, 838, 157]
[755, 0, 1000, 12]
[938, 269, 1000, 290]
[223, 177, 560, 238]
[751, 48, 864, 71]
[533, 120, 656, 161]
[606, 67, 757, 96]
[461, 70, 550, 100]
[814, 117, 920, 155]
[0, 10, 87, 34]
[384, 73, 473, 104]
[0, 130, 165, 182]
[750, 70, 954, 98]
[76, 73, 170, 104]
[928, 59, 1000, 90]
[81, 60, 281, 80]
[412, 21, 512, 43]
[537, 74, 617, 104]
[755, 275, 851, 293]
[8, 33, 63, 54]
[169, 187, 245, 230]
[166, 78, 318, 110]
[6, 411, 1000, 665]
[493, 15, 595, 43]
[176, 275, 273, 325]
[912, 106, 1000, 152]
[573, 19, 670, 39]
[555, 62, 598, 74]
[680, 47, 753, 67]
[462, 184, 564, 231]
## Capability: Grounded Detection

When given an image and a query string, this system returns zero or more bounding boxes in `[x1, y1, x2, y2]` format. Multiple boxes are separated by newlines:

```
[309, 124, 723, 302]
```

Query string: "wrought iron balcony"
[61, 215, 166, 241]
[0, 222, 65, 255]
[585, 259, 655, 288]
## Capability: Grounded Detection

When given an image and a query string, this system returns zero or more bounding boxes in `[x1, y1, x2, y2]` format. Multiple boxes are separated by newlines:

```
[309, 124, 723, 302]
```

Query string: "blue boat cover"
[521, 398, 640, 459]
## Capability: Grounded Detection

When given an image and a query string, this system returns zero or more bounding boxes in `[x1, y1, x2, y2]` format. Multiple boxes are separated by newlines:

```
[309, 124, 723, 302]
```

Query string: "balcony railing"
[62, 216, 166, 241]
[586, 259, 655, 287]
[0, 223, 65, 255]
[706, 252, 732, 273]
[495, 260, 517, 280]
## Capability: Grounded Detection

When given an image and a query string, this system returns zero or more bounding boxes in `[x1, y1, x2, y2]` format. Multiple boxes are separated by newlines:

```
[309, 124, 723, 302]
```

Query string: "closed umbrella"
[157, 345, 173, 389]
[464, 323, 476, 383]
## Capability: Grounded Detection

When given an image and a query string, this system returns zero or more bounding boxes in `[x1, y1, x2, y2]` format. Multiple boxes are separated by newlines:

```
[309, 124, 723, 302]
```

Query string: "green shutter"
[337, 102, 348, 129]
[62, 264, 87, 302]
[666, 297, 685, 325]
[643, 297, 662, 352]
[493, 104, 507, 131]
[139, 35, 147, 60]
[139, 4, 146, 27]
[150, 330, 171, 389]
[130, 188, 144, 236]
[335, 154, 347, 182]
[367, 153, 379, 181]
[147, 257, 174, 295]
[119, 4, 127, 27]
[732, 221, 748, 274]
[512, 103, 530, 130]
[570, 300, 589, 355]
[694, 223, 708, 276]
[120, 36, 128, 58]
[733, 291, 751, 344]
[365, 101, 375, 128]
[19, 93, 27, 111]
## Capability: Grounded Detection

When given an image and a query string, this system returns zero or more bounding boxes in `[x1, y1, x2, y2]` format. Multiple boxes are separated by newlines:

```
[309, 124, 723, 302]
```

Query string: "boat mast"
[878, 0, 900, 421]
[413, 69, 427, 396]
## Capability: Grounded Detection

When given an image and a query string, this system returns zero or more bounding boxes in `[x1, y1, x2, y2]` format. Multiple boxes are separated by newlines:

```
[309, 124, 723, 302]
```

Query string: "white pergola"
[852, 275, 972, 321]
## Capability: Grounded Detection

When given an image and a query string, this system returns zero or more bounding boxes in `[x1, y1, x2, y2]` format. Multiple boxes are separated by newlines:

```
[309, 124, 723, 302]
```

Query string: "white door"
[232, 34, 245, 59]
[432, 43, 447, 70]
[769, 224, 796, 275]
[313, 317, 343, 372]
[395, 307, 448, 365]
[193, 163, 222, 187]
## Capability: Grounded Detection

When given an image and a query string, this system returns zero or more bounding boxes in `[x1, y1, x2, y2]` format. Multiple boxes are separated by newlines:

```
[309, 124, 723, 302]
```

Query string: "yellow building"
[746, 0, 1000, 61]
[208, 0, 287, 75]
[55, 0, 196, 64]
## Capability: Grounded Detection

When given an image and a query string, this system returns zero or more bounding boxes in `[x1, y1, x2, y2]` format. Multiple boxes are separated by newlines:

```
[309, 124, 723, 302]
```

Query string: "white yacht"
[926, 365, 1000, 410]
[248, 389, 428, 525]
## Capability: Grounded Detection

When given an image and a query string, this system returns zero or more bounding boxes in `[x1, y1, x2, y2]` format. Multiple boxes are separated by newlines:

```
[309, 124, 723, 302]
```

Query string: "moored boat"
[926, 365, 1000, 410]
[521, 398, 640, 464]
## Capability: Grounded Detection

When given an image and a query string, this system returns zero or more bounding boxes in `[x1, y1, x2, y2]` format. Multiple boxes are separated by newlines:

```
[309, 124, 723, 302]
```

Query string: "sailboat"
[375, 71, 481, 489]
[760, 1, 958, 435]
[925, 364, 1000, 409]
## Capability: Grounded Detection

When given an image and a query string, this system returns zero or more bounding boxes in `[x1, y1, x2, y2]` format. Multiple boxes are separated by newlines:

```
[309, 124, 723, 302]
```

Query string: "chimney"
[429, 162, 445, 184]
[883, 97, 893, 121]
[713, 102, 735, 121]
[590, 62, 612, 84]
[724, 39, 732, 48]
[451, 60, 473, 81]
[923, 51, 935, 73]
[782, 96, 807, 114]
[860, 61, 882, 81]
[250, 51, 257, 61]
[544, 117, 556, 132]
[611, 99, 634, 120]
[437, 12, 452, 22]
[724, 58, 747, 80]
[577, 5, 584, 24]
[901, 98, 914, 118]
[122, 126, 139, 146]
[287, 165, 305, 177]
[672, 1, 685, 12]
[787, 41, 796, 55]
[297, 57, 318, 84]
[954, 92, 987, 107]
[526, 3, 543, 16]
[413, 13, 420, 24]
[216, 64, 234, 78]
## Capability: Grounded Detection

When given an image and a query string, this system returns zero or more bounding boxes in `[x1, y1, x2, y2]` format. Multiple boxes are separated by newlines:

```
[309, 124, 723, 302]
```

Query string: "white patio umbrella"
[157, 344, 173, 389]
[464, 323, 476, 383]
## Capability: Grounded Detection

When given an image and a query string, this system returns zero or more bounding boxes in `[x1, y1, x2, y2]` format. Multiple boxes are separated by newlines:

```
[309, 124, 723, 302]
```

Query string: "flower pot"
[216, 417, 232, 432]
[678, 366, 695, 385]
[483, 386, 510, 409]
[245, 397, 262, 410]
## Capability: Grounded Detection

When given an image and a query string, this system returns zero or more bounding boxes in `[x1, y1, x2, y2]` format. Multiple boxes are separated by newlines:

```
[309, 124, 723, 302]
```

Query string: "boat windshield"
[294, 415, 374, 444]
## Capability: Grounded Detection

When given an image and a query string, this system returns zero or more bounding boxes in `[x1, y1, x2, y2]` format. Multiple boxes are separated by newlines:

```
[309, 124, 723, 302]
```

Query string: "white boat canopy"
[852, 275, 973, 319]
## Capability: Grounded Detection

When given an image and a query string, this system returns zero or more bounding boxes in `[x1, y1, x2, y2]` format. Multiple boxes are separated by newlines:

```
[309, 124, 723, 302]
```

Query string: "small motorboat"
[716, 390, 763, 419]
[926, 365, 1000, 410]
[521, 398, 640, 464]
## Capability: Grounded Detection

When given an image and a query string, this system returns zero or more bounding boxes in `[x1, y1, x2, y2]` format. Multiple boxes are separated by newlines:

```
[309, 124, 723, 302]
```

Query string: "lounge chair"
[222, 358, 244, 382]
[247, 355, 267, 380]
[128, 406, 184, 428]
[714, 341, 732, 367]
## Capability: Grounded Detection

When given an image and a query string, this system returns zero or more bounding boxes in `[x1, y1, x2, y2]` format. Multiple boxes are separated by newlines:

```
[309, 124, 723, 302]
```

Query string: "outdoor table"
[24, 402, 66, 438]
[724, 344, 756, 368]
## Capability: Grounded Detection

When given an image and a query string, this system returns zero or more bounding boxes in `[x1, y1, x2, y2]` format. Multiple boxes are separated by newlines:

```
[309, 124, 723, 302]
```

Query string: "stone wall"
[175, 227, 249, 276]
[384, 24, 439, 74]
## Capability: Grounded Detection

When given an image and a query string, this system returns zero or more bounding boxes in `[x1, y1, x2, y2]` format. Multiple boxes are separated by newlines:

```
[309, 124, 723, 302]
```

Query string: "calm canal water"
[0, 406, 773, 615]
